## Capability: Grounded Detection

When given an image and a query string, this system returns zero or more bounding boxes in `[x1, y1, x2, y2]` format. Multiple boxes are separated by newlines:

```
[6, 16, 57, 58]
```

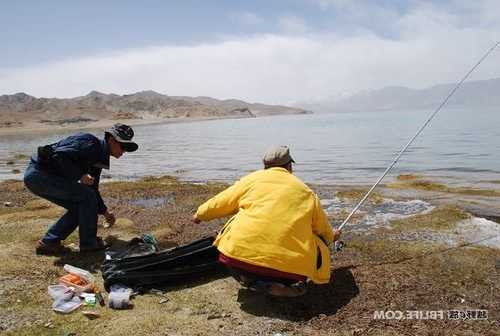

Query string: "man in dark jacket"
[24, 124, 138, 254]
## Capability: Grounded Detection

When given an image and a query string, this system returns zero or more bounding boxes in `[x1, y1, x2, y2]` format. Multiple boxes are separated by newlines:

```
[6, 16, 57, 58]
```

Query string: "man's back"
[196, 167, 334, 283]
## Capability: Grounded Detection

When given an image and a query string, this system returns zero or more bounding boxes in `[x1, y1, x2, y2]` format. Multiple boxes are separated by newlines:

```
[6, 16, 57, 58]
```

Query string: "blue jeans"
[24, 162, 100, 249]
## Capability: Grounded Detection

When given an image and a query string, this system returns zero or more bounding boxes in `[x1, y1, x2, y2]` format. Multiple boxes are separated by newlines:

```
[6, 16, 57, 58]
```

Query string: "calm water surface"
[1, 108, 499, 187]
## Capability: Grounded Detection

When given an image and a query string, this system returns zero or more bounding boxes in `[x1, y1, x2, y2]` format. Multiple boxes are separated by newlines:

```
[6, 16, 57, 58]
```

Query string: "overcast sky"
[0, 0, 499, 104]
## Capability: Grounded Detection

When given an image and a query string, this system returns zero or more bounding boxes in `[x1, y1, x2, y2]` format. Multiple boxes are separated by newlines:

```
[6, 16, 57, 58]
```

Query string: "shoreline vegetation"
[0, 175, 498, 335]
[389, 174, 500, 197]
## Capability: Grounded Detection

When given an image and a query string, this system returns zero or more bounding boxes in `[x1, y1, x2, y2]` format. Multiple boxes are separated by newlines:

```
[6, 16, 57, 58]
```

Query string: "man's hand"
[104, 210, 116, 227]
[192, 214, 201, 224]
[80, 174, 95, 186]
[332, 229, 342, 242]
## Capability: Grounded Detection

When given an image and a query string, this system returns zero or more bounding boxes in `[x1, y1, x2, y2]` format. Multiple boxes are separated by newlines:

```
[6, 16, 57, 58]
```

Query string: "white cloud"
[311, 0, 383, 12]
[0, 1, 499, 105]
[278, 15, 309, 34]
[228, 11, 263, 26]
[313, 0, 351, 11]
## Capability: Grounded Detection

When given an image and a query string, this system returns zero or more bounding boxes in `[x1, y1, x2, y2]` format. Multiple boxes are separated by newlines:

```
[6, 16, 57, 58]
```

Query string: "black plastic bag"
[102, 236, 221, 291]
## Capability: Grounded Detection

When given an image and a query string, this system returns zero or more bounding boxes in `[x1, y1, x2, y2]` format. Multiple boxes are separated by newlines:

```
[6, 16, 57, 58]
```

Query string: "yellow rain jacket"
[195, 167, 334, 284]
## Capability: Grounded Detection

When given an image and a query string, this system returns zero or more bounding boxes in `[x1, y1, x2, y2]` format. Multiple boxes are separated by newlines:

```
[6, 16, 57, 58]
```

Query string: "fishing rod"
[337, 41, 500, 233]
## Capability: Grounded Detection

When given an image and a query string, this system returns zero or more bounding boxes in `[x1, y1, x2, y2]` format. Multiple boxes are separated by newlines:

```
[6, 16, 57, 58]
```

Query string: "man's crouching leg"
[77, 186, 102, 252]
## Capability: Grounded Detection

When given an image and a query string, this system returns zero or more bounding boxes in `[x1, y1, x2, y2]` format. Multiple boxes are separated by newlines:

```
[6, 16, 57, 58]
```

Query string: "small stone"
[44, 321, 53, 328]
[150, 289, 164, 295]
[207, 313, 223, 320]
[115, 218, 134, 228]
[67, 243, 78, 251]
[16, 299, 21, 303]
[82, 310, 100, 320]
[3, 202, 12, 207]
[159, 298, 169, 304]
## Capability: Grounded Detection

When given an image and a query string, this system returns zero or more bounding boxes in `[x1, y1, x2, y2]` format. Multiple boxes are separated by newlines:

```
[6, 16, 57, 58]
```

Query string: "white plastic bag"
[47, 285, 82, 314]
[108, 284, 132, 309]
[52, 296, 82, 314]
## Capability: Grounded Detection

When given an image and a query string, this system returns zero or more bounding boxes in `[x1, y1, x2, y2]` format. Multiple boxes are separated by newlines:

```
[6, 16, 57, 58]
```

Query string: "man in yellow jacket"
[193, 145, 341, 296]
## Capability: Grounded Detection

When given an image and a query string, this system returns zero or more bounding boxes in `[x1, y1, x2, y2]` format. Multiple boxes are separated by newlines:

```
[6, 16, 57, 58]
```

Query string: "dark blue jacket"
[31, 133, 110, 214]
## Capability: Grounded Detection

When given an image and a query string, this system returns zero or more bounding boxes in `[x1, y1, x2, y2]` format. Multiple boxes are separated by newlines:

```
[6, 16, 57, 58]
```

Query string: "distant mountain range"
[0, 90, 309, 127]
[2, 77, 497, 128]
[300, 77, 500, 113]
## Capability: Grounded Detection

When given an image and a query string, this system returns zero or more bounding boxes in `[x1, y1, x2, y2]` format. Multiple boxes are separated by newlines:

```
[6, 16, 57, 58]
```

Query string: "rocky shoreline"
[0, 176, 498, 335]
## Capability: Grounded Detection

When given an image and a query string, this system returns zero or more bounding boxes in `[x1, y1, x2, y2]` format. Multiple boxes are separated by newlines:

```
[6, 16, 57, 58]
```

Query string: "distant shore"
[0, 115, 257, 136]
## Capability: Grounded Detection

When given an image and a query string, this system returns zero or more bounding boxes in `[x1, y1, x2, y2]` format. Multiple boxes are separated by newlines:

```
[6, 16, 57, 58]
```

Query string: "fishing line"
[338, 41, 500, 232]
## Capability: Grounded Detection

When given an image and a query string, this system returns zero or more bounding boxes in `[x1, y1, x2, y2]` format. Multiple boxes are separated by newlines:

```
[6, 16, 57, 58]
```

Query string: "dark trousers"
[24, 162, 99, 249]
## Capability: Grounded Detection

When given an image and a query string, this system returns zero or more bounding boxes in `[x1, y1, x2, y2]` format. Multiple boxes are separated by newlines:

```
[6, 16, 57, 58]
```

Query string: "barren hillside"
[0, 91, 310, 128]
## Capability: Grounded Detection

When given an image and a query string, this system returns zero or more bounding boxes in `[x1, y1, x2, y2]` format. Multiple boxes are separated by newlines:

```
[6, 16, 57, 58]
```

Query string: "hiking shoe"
[35, 240, 71, 255]
[267, 281, 308, 297]
[80, 237, 108, 253]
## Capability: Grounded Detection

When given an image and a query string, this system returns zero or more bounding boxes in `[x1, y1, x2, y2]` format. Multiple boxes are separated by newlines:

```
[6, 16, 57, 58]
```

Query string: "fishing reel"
[334, 240, 345, 252]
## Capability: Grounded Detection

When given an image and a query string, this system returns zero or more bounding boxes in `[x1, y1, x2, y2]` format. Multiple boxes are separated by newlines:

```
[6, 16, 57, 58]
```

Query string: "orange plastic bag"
[58, 273, 93, 293]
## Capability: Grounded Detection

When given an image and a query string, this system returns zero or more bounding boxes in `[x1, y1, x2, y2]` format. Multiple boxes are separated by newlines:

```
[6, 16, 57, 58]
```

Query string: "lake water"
[1, 108, 500, 187]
